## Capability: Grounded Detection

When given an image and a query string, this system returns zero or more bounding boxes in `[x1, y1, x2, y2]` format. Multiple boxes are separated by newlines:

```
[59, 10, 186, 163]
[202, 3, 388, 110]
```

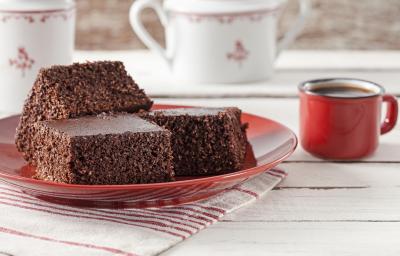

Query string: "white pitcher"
[0, 0, 75, 112]
[130, 0, 310, 83]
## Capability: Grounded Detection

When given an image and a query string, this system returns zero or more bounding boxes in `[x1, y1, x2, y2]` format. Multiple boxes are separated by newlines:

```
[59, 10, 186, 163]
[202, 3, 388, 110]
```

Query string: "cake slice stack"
[15, 61, 248, 185]
[16, 61, 153, 164]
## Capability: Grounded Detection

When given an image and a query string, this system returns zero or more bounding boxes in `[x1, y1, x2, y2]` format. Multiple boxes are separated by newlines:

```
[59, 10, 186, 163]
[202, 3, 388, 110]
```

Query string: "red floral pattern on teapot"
[9, 47, 35, 77]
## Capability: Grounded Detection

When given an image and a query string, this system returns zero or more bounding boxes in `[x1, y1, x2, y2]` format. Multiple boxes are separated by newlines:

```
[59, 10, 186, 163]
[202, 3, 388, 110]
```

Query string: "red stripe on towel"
[0, 189, 208, 229]
[131, 208, 213, 225]
[0, 194, 194, 236]
[0, 187, 210, 228]
[268, 169, 287, 177]
[123, 208, 208, 226]
[265, 172, 283, 178]
[0, 199, 187, 239]
[269, 169, 287, 175]
[95, 209, 202, 230]
[186, 204, 227, 214]
[229, 187, 259, 198]
[0, 226, 137, 256]
[153, 206, 220, 220]
[143, 209, 215, 224]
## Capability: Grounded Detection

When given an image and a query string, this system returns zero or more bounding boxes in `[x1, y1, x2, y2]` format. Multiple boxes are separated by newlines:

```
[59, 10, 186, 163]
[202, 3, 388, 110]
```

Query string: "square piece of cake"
[16, 61, 153, 164]
[33, 114, 174, 185]
[141, 107, 248, 176]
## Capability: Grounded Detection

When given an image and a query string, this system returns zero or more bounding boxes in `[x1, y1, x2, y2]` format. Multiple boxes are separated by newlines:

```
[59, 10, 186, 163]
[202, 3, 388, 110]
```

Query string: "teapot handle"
[130, 0, 170, 66]
[276, 0, 311, 58]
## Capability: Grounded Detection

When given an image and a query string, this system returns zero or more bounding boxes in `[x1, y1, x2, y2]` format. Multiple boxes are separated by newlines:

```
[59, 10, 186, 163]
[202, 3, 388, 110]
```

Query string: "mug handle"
[130, 0, 170, 65]
[276, 0, 311, 58]
[381, 94, 398, 134]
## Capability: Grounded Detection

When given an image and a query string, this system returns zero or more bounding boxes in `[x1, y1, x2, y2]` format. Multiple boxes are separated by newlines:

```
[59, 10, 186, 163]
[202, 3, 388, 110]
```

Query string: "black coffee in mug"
[310, 83, 377, 98]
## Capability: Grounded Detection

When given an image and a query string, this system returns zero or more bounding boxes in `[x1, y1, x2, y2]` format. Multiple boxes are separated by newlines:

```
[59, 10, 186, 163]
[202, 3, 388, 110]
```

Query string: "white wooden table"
[5, 50, 400, 255]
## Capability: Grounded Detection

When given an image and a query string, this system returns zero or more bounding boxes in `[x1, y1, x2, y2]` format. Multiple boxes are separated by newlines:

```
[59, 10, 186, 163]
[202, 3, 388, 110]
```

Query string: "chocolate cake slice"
[141, 107, 248, 176]
[33, 114, 174, 185]
[15, 61, 152, 164]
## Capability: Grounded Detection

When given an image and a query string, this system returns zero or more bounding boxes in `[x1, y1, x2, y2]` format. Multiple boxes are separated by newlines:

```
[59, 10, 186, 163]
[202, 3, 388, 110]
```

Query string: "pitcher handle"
[130, 0, 170, 66]
[276, 0, 311, 58]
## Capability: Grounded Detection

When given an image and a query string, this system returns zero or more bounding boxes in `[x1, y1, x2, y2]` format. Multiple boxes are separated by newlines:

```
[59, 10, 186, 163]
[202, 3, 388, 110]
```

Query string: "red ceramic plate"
[0, 104, 297, 208]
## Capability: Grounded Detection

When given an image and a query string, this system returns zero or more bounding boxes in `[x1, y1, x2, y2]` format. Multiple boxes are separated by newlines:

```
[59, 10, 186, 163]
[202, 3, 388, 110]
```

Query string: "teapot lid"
[0, 0, 74, 12]
[164, 0, 285, 14]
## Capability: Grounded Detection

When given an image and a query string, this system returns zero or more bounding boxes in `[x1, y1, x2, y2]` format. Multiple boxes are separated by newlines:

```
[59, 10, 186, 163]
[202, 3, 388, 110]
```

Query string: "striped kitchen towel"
[0, 169, 286, 256]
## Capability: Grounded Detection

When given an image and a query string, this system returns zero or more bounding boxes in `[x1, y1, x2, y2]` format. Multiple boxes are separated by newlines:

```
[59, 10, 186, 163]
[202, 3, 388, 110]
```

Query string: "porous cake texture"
[15, 61, 153, 164]
[141, 107, 248, 176]
[33, 114, 174, 185]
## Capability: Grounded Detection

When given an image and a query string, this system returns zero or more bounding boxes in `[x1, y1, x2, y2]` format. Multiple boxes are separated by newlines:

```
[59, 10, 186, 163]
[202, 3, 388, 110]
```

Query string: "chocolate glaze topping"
[149, 108, 225, 116]
[43, 114, 163, 137]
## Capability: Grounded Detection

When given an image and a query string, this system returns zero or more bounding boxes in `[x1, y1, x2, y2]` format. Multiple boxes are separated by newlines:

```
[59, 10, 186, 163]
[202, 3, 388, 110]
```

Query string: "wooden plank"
[279, 162, 400, 188]
[222, 164, 400, 222]
[225, 187, 400, 222]
[161, 222, 400, 256]
[155, 98, 400, 162]
[74, 50, 400, 97]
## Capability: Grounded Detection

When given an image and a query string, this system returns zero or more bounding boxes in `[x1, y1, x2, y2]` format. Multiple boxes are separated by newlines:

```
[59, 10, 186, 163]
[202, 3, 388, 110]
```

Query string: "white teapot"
[130, 0, 310, 83]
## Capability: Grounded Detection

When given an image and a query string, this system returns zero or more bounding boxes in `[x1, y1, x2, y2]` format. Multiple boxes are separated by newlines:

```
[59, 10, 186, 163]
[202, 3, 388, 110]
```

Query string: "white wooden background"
[4, 50, 400, 255]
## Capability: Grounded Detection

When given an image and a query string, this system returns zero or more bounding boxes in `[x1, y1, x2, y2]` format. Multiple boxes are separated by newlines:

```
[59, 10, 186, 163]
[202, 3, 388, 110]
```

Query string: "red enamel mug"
[299, 78, 398, 159]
